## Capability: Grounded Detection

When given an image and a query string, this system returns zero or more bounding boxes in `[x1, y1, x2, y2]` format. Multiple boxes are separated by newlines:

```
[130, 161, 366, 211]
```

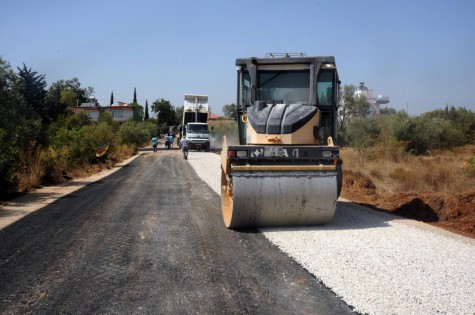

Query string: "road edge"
[0, 152, 143, 230]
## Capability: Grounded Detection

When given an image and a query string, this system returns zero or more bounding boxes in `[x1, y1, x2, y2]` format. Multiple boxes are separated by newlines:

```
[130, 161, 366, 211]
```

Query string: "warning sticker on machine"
[264, 147, 285, 157]
[248, 146, 301, 158]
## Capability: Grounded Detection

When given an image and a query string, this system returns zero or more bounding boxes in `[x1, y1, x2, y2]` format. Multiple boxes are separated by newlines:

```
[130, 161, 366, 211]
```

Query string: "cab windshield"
[188, 124, 208, 134]
[257, 70, 310, 104]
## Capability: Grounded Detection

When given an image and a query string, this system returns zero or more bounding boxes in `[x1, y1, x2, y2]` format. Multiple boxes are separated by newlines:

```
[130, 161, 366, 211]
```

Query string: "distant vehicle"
[178, 94, 210, 151]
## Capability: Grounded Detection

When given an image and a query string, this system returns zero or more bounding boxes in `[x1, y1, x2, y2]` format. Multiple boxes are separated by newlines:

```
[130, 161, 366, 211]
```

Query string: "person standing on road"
[164, 134, 170, 150]
[169, 134, 174, 149]
[180, 137, 189, 159]
[151, 135, 158, 153]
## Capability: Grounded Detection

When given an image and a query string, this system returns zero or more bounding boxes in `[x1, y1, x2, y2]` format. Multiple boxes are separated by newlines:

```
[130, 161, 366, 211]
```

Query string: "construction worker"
[180, 137, 189, 159]
[151, 135, 158, 153]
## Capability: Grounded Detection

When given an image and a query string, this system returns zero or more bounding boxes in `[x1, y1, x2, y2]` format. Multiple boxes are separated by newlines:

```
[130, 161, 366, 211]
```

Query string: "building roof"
[208, 113, 221, 120]
[69, 104, 135, 111]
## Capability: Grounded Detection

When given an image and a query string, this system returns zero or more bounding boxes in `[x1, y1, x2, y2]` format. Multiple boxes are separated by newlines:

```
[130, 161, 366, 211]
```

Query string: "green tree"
[424, 106, 475, 144]
[132, 102, 144, 122]
[60, 88, 78, 107]
[152, 98, 176, 125]
[0, 57, 42, 192]
[17, 63, 47, 121]
[130, 88, 142, 121]
[380, 106, 397, 116]
[353, 94, 371, 118]
[338, 84, 356, 131]
[119, 120, 155, 148]
[345, 117, 381, 151]
[222, 103, 237, 120]
[110, 90, 114, 105]
[175, 106, 184, 124]
[338, 84, 371, 131]
[45, 78, 93, 123]
[144, 100, 149, 121]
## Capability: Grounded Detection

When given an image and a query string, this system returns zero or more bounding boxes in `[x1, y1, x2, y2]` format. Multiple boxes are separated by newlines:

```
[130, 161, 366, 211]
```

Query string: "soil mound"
[341, 170, 475, 238]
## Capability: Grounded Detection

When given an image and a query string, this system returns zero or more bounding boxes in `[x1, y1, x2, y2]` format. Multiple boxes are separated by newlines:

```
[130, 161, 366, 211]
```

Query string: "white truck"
[179, 94, 210, 151]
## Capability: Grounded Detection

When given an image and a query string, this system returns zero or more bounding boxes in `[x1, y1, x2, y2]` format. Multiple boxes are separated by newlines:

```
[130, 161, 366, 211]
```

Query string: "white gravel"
[188, 152, 475, 315]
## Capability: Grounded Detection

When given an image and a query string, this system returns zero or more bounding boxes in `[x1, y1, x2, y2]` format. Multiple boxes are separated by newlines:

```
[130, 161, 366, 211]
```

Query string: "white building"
[69, 102, 135, 122]
[355, 82, 389, 116]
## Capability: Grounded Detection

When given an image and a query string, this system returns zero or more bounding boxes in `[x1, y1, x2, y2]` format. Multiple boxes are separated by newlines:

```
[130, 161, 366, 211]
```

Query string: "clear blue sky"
[2, 0, 474, 116]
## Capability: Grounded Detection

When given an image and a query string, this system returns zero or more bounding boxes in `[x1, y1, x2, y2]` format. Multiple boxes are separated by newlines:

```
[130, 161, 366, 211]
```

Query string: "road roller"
[221, 53, 342, 228]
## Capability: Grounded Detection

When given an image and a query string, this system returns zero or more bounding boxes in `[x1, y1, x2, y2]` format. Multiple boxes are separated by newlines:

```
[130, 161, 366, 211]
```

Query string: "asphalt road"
[0, 148, 354, 314]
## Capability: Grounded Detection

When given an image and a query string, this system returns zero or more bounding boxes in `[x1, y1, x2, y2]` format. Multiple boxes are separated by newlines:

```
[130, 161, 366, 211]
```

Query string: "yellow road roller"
[221, 53, 342, 228]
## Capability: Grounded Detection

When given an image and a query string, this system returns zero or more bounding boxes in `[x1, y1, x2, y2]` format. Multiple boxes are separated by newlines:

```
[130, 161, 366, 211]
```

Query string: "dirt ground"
[341, 170, 475, 239]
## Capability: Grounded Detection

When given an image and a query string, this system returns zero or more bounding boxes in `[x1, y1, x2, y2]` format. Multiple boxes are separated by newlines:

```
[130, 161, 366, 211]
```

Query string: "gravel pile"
[188, 152, 475, 315]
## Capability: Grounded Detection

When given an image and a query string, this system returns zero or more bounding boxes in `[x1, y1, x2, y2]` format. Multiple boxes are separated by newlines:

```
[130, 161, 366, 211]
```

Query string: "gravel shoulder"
[189, 152, 475, 315]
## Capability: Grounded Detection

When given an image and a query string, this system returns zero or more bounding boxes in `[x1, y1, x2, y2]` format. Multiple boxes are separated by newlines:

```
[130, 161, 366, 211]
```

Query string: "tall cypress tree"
[144, 100, 150, 120]
[110, 90, 114, 105]
[17, 63, 47, 120]
[133, 87, 137, 103]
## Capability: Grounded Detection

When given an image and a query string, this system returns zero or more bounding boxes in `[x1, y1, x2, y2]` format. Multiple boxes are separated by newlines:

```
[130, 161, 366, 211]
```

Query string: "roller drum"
[222, 170, 338, 228]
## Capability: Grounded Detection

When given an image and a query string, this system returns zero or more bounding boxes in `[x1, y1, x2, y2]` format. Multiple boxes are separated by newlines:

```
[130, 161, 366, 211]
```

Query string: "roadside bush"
[16, 143, 45, 191]
[424, 107, 475, 144]
[344, 118, 381, 152]
[76, 122, 117, 165]
[403, 116, 464, 155]
[98, 110, 115, 126]
[119, 120, 154, 148]
[365, 134, 408, 163]
[343, 109, 472, 156]
[42, 113, 118, 177]
[143, 121, 159, 139]
[46, 113, 89, 169]
[0, 111, 42, 193]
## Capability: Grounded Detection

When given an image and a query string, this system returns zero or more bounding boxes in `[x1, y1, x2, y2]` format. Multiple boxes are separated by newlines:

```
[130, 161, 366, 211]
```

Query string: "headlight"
[229, 150, 248, 158]
[321, 150, 333, 158]
[322, 63, 335, 69]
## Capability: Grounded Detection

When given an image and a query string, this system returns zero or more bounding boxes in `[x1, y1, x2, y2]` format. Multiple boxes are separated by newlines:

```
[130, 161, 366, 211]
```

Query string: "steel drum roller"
[222, 169, 338, 228]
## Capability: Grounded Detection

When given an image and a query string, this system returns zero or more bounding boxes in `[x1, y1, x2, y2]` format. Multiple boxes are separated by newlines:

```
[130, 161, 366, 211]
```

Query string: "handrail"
[265, 53, 307, 58]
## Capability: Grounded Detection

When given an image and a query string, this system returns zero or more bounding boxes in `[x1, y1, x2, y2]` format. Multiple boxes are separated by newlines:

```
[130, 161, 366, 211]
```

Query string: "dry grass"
[13, 143, 137, 192]
[16, 146, 46, 192]
[68, 144, 137, 178]
[341, 144, 475, 195]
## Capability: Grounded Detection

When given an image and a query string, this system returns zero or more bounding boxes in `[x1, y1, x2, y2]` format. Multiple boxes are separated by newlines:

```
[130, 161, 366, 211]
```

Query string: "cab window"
[317, 71, 334, 106]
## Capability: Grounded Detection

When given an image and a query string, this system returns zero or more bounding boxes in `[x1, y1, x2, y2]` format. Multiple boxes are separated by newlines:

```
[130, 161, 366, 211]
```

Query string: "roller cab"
[221, 54, 342, 228]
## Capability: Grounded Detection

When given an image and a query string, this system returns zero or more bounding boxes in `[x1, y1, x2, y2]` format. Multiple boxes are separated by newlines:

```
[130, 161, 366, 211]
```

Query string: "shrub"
[344, 118, 381, 151]
[45, 114, 117, 171]
[465, 156, 475, 177]
[119, 120, 153, 148]
[344, 110, 470, 156]
[77, 122, 117, 165]
[404, 116, 464, 154]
